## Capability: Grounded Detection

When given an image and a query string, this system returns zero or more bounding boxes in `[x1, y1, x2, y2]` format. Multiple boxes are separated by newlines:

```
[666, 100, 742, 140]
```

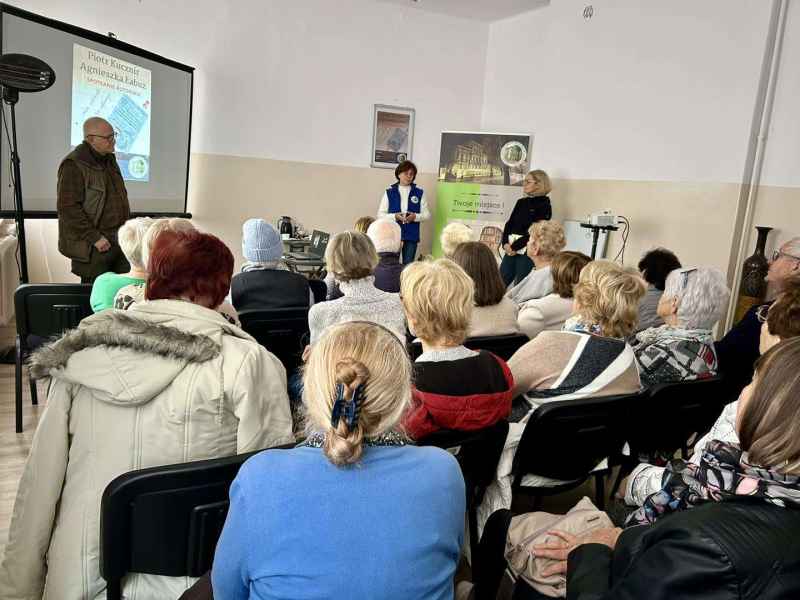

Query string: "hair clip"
[680, 268, 697, 290]
[331, 382, 364, 430]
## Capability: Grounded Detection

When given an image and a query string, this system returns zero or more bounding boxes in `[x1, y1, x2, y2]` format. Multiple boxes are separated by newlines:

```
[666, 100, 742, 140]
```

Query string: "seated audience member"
[89, 216, 153, 312]
[440, 221, 473, 258]
[516, 250, 591, 338]
[366, 218, 404, 293]
[507, 221, 566, 305]
[212, 321, 465, 600]
[625, 277, 800, 506]
[631, 267, 729, 387]
[478, 262, 646, 527]
[400, 259, 514, 440]
[452, 241, 520, 337]
[635, 247, 681, 331]
[308, 231, 405, 342]
[113, 218, 240, 325]
[715, 235, 800, 399]
[323, 217, 381, 301]
[532, 338, 800, 600]
[509, 260, 645, 417]
[112, 216, 195, 310]
[353, 215, 375, 234]
[230, 218, 312, 312]
[0, 231, 293, 600]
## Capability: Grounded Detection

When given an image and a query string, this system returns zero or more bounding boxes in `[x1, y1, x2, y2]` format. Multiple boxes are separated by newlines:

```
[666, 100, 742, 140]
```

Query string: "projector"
[589, 210, 618, 227]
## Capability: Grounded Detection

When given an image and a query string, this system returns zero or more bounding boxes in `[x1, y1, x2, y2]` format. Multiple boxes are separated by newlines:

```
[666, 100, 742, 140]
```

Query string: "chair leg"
[468, 503, 480, 573]
[106, 578, 122, 600]
[29, 369, 38, 405]
[595, 473, 606, 510]
[15, 336, 23, 433]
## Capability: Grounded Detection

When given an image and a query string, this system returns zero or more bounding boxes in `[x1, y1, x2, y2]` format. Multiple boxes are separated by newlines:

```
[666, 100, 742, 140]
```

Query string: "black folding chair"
[308, 279, 327, 304]
[14, 283, 92, 432]
[407, 333, 530, 362]
[611, 376, 728, 494]
[100, 444, 294, 600]
[510, 392, 645, 513]
[463, 333, 530, 360]
[238, 307, 310, 373]
[417, 421, 510, 569]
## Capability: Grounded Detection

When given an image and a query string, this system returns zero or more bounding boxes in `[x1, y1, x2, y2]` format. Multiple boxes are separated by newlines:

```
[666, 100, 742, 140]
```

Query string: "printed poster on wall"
[432, 131, 532, 258]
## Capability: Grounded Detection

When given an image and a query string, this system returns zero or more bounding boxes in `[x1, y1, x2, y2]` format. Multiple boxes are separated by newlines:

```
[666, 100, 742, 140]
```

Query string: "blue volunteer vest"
[387, 183, 423, 242]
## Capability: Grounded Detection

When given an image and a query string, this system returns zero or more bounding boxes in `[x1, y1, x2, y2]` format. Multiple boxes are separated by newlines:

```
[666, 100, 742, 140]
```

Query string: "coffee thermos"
[278, 216, 294, 239]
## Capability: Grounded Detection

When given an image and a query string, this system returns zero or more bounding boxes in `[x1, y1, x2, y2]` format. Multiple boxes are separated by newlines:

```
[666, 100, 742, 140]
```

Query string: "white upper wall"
[10, 0, 489, 172]
[481, 0, 773, 183]
[760, 0, 800, 187]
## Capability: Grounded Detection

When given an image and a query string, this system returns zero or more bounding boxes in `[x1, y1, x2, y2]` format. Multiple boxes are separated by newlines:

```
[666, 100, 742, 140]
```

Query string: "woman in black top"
[500, 170, 552, 286]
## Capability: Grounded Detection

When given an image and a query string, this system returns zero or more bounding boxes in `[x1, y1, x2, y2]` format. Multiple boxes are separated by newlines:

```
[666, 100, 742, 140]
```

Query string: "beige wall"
[16, 155, 799, 292]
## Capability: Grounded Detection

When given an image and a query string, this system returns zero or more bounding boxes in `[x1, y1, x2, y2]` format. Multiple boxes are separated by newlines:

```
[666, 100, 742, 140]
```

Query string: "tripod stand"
[3, 86, 28, 282]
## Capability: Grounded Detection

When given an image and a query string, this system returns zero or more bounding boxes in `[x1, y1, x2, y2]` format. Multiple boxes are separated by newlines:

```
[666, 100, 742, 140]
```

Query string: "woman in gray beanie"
[230, 219, 312, 312]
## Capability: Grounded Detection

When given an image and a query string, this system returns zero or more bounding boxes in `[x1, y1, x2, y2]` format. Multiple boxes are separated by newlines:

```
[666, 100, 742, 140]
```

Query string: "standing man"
[57, 117, 131, 282]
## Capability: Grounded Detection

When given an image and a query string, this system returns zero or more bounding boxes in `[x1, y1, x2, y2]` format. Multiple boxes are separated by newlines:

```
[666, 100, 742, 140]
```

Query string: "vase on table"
[733, 226, 772, 324]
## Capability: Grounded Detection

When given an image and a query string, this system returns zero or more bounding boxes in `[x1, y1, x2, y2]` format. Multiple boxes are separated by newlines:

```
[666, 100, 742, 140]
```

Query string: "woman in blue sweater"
[212, 321, 465, 600]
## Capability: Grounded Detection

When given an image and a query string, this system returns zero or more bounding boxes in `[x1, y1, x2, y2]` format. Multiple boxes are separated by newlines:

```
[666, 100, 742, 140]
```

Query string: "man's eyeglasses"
[771, 250, 800, 263]
[87, 131, 117, 141]
[756, 304, 771, 323]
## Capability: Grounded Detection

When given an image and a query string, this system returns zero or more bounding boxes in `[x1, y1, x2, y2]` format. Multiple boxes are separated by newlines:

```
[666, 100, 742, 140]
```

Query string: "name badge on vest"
[410, 195, 420, 204]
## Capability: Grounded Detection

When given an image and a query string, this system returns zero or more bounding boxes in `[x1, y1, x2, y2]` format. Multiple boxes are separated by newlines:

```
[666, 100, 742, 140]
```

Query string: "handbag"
[502, 497, 613, 598]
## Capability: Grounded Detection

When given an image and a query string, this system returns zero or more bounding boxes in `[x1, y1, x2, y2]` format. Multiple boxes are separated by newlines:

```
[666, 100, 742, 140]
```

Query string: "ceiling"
[375, 0, 549, 23]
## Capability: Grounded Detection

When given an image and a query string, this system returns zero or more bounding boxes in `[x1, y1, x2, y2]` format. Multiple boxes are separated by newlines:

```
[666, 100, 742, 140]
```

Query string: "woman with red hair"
[0, 230, 294, 600]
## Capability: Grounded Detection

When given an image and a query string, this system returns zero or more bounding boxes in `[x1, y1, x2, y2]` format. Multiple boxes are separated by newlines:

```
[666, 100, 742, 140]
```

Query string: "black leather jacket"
[567, 499, 800, 600]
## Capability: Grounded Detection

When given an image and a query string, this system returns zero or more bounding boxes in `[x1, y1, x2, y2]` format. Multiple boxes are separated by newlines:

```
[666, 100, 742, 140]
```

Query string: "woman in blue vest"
[378, 160, 430, 264]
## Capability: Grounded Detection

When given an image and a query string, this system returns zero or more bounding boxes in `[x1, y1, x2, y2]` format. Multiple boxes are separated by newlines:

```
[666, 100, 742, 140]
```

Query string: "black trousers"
[72, 244, 130, 283]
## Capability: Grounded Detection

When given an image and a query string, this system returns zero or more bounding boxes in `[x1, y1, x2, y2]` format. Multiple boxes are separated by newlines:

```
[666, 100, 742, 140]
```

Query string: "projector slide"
[70, 43, 152, 182]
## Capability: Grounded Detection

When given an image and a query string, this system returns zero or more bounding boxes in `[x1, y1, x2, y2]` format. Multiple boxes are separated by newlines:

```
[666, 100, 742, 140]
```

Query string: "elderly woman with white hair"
[631, 267, 730, 387]
[89, 216, 153, 312]
[366, 219, 404, 293]
[440, 221, 473, 258]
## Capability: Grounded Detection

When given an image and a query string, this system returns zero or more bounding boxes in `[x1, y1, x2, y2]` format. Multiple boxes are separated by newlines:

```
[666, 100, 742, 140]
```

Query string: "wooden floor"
[0, 363, 44, 560]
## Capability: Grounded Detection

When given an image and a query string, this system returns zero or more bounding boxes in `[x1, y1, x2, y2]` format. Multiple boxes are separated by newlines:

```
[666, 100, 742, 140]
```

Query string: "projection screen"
[0, 3, 193, 217]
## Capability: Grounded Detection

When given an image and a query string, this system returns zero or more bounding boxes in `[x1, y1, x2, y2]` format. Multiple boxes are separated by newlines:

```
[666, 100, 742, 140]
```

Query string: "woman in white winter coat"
[0, 230, 294, 600]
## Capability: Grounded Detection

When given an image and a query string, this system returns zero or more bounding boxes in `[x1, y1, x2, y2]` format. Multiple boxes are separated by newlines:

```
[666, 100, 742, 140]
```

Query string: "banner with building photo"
[432, 131, 532, 258]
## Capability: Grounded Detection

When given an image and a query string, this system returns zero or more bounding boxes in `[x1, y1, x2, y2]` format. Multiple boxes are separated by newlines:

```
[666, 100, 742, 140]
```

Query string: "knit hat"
[242, 219, 283, 263]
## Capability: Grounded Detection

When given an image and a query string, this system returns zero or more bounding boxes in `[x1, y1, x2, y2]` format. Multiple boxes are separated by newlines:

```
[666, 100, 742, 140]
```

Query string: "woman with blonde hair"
[500, 169, 553, 286]
[400, 259, 514, 440]
[529, 338, 800, 600]
[452, 241, 520, 337]
[479, 261, 646, 529]
[507, 220, 566, 305]
[308, 231, 405, 342]
[440, 221, 473, 257]
[353, 215, 375, 234]
[211, 321, 465, 600]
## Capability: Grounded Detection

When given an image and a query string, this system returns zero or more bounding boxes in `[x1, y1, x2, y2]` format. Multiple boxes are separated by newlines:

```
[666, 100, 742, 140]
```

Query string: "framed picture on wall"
[371, 104, 415, 168]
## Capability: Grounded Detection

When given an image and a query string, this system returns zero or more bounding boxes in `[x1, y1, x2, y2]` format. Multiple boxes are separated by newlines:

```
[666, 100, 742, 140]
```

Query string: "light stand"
[0, 53, 56, 283]
[580, 222, 619, 259]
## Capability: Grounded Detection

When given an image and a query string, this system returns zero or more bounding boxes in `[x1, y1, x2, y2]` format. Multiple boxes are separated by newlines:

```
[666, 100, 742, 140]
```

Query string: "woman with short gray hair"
[631, 266, 730, 387]
[89, 216, 153, 312]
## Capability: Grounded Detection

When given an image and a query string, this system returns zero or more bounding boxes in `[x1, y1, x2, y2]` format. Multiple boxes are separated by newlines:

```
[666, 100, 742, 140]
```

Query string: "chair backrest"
[511, 391, 644, 487]
[308, 279, 327, 304]
[14, 283, 93, 339]
[464, 333, 530, 360]
[238, 307, 309, 371]
[406, 333, 530, 362]
[624, 376, 727, 459]
[417, 420, 510, 505]
[100, 446, 294, 588]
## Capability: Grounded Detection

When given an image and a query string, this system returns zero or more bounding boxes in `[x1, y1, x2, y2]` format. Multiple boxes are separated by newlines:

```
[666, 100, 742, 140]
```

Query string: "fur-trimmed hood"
[29, 300, 253, 406]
